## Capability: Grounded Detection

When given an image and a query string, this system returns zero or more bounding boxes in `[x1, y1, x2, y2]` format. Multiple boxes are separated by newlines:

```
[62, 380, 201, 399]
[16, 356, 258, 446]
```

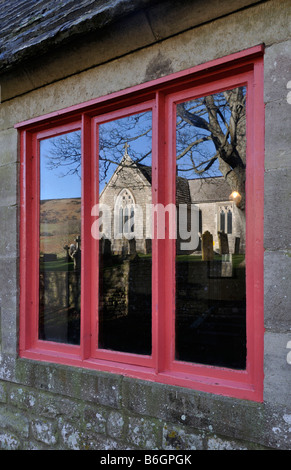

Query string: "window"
[115, 189, 135, 236]
[219, 205, 233, 234]
[17, 46, 264, 401]
[38, 130, 81, 345]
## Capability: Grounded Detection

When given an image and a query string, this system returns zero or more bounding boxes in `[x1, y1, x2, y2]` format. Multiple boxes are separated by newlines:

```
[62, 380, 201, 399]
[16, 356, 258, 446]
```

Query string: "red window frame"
[17, 45, 265, 401]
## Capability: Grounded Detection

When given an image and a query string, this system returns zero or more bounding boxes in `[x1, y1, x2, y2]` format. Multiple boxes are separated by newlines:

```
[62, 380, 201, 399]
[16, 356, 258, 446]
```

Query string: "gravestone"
[100, 236, 112, 256]
[202, 231, 213, 261]
[64, 237, 81, 270]
[70, 236, 81, 271]
[121, 237, 129, 257]
[129, 237, 136, 256]
[218, 231, 229, 255]
[63, 244, 71, 262]
[234, 237, 240, 254]
[221, 255, 233, 277]
[144, 238, 152, 254]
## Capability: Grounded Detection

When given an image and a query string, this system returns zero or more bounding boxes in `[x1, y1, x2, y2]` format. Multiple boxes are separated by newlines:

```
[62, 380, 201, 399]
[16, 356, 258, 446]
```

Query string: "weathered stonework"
[0, 0, 290, 450]
[0, 371, 290, 449]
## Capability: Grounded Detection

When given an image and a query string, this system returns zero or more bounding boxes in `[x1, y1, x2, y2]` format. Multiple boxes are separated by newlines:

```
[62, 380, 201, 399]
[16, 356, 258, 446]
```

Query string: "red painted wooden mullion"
[19, 130, 33, 352]
[152, 91, 169, 373]
[91, 101, 155, 368]
[163, 92, 177, 372]
[244, 56, 265, 397]
[90, 114, 99, 358]
[80, 113, 92, 360]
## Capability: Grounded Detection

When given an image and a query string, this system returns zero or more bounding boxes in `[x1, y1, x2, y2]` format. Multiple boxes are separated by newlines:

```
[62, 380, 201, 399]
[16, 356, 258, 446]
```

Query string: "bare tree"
[42, 86, 246, 208]
[176, 87, 246, 208]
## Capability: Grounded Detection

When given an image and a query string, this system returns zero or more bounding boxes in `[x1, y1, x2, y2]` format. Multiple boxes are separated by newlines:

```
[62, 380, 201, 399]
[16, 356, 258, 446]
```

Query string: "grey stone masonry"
[0, 366, 290, 450]
[0, 0, 290, 451]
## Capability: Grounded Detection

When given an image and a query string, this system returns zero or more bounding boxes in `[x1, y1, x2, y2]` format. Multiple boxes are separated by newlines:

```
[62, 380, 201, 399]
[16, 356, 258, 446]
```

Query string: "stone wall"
[0, 366, 285, 450]
[0, 0, 291, 450]
[0, 365, 279, 450]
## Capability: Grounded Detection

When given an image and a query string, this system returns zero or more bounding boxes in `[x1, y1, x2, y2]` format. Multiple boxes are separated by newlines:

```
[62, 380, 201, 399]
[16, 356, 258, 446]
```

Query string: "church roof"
[136, 164, 232, 205]
[136, 164, 152, 184]
[100, 149, 230, 205]
[135, 163, 192, 205]
[0, 0, 158, 74]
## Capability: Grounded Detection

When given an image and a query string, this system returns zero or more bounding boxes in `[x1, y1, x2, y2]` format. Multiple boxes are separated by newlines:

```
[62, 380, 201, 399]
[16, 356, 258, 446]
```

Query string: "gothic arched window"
[219, 206, 233, 234]
[227, 209, 232, 234]
[220, 210, 226, 233]
[115, 188, 135, 235]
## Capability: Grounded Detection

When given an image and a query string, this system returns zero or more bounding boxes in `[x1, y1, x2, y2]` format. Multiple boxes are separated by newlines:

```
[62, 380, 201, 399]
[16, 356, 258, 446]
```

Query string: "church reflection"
[39, 91, 246, 368]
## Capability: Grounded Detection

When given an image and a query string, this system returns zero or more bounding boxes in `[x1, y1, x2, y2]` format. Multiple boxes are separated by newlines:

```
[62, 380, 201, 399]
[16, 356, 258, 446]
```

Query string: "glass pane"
[98, 111, 152, 355]
[39, 130, 81, 345]
[175, 87, 247, 369]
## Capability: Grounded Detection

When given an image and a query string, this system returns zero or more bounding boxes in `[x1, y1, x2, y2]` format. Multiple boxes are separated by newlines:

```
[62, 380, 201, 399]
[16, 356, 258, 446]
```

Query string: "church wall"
[0, 0, 290, 450]
[99, 162, 152, 252]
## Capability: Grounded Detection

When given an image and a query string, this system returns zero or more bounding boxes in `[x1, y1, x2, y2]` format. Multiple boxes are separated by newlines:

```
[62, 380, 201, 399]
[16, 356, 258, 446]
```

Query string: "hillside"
[40, 198, 81, 256]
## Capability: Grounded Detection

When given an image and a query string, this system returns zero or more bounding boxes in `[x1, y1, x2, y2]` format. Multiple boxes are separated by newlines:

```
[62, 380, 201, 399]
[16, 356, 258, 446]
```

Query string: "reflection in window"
[219, 206, 233, 235]
[227, 209, 232, 234]
[220, 210, 225, 233]
[175, 87, 247, 369]
[115, 189, 135, 235]
[98, 111, 152, 355]
[39, 130, 81, 345]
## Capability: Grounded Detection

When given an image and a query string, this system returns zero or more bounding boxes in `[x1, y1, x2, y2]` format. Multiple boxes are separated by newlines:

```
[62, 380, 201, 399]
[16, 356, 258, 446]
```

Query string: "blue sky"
[40, 131, 82, 200]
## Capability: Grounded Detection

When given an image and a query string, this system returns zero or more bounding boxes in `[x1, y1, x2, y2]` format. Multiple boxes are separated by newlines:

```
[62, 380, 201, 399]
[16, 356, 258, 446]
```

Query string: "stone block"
[0, 205, 18, 258]
[30, 363, 83, 400]
[145, 1, 291, 84]
[107, 411, 124, 439]
[264, 331, 291, 407]
[265, 100, 291, 171]
[0, 431, 20, 450]
[122, 378, 169, 418]
[37, 394, 83, 422]
[127, 415, 162, 449]
[0, 354, 16, 381]
[57, 420, 126, 450]
[1, 313, 18, 356]
[122, 377, 278, 446]
[0, 163, 18, 207]
[0, 128, 18, 167]
[162, 424, 203, 450]
[0, 407, 29, 438]
[0, 382, 7, 403]
[59, 421, 81, 450]
[9, 386, 37, 411]
[83, 404, 107, 435]
[264, 40, 291, 103]
[264, 168, 291, 251]
[147, 0, 260, 40]
[0, 257, 18, 355]
[207, 436, 250, 450]
[80, 371, 121, 409]
[0, 256, 18, 298]
[264, 250, 291, 331]
[31, 418, 58, 446]
[22, 441, 49, 450]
